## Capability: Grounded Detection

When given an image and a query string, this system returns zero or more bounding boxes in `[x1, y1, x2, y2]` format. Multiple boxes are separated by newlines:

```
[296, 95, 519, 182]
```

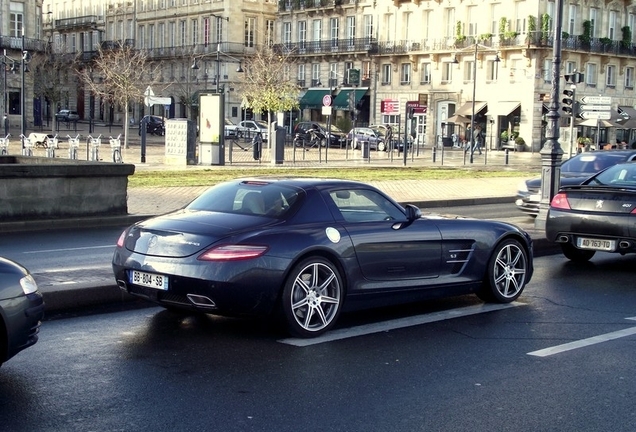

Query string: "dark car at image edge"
[516, 150, 636, 217]
[0, 257, 45, 367]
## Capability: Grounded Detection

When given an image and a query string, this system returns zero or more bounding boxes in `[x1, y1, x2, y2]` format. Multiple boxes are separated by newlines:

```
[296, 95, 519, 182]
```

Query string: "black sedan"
[0, 257, 45, 366]
[546, 162, 636, 262]
[112, 179, 534, 338]
[516, 150, 636, 217]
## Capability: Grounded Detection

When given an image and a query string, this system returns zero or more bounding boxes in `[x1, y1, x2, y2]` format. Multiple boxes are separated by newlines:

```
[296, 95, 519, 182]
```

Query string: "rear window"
[186, 181, 302, 218]
[562, 153, 630, 175]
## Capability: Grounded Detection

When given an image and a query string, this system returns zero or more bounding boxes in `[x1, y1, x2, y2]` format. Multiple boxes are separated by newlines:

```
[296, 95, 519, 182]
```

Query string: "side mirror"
[405, 204, 422, 221]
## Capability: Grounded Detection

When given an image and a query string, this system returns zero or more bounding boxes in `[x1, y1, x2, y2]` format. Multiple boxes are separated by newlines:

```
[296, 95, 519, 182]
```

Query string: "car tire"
[282, 256, 343, 338]
[478, 238, 528, 303]
[560, 243, 595, 262]
[378, 142, 387, 152]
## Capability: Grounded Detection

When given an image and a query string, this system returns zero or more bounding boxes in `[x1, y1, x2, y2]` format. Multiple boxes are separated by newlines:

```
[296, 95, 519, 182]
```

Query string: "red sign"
[322, 95, 332, 107]
[406, 100, 427, 115]
[381, 99, 399, 114]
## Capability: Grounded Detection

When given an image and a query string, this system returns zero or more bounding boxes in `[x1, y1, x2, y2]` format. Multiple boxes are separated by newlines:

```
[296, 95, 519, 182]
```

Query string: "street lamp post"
[21, 29, 26, 145]
[535, 0, 565, 229]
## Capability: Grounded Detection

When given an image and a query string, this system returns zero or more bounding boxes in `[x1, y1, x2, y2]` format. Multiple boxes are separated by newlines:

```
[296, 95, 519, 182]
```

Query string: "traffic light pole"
[567, 84, 576, 157]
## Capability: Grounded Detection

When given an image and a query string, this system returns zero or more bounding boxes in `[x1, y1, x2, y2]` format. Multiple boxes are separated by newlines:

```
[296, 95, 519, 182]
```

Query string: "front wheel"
[112, 149, 123, 163]
[477, 238, 528, 303]
[560, 243, 595, 262]
[282, 257, 344, 338]
[377, 141, 387, 152]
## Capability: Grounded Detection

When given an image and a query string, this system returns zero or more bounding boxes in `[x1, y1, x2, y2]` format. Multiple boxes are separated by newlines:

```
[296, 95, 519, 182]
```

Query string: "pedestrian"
[464, 126, 472, 152]
[385, 125, 393, 150]
[472, 126, 484, 155]
[451, 132, 459, 148]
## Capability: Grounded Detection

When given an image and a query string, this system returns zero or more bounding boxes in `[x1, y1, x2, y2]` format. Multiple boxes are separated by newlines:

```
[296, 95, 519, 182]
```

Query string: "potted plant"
[514, 136, 525, 152]
[579, 20, 592, 47]
[541, 13, 550, 44]
[621, 26, 632, 50]
[500, 130, 509, 142]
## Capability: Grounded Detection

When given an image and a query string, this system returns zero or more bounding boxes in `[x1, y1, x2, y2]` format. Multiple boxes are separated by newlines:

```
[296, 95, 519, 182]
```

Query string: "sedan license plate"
[576, 237, 615, 251]
[129, 270, 169, 290]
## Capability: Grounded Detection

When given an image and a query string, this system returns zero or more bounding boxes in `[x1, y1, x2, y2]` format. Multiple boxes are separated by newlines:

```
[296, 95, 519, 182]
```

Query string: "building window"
[312, 63, 321, 86]
[9, 2, 24, 37]
[330, 17, 339, 48]
[381, 63, 391, 85]
[565, 61, 577, 74]
[606, 65, 616, 87]
[400, 63, 411, 84]
[191, 19, 198, 46]
[586, 63, 597, 86]
[244, 17, 255, 47]
[363, 15, 373, 42]
[420, 62, 431, 84]
[609, 11, 617, 40]
[464, 61, 475, 82]
[297, 64, 306, 87]
[346, 16, 356, 47]
[486, 60, 498, 81]
[362, 60, 371, 81]
[543, 59, 552, 82]
[625, 67, 634, 89]
[266, 20, 274, 47]
[203, 18, 209, 46]
[441, 62, 453, 82]
[283, 22, 291, 45]
[180, 20, 187, 46]
[298, 21, 306, 49]
[589, 8, 598, 38]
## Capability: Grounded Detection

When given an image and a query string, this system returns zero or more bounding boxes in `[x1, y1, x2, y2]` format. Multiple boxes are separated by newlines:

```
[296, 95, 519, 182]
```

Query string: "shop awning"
[332, 87, 368, 110]
[455, 101, 487, 116]
[617, 106, 636, 128]
[485, 102, 520, 117]
[299, 89, 330, 110]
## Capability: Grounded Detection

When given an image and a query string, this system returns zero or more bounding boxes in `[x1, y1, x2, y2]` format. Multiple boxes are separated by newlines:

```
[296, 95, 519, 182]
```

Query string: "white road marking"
[22, 245, 115, 254]
[279, 302, 524, 347]
[528, 324, 636, 357]
[35, 265, 111, 274]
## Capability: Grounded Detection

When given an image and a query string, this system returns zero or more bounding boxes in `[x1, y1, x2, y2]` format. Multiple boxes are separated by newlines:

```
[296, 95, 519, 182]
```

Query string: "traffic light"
[564, 72, 584, 83]
[562, 89, 575, 116]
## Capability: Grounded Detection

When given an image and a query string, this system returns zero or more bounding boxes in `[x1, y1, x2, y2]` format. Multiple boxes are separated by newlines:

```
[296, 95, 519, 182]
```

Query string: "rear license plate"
[576, 237, 615, 251]
[129, 270, 169, 290]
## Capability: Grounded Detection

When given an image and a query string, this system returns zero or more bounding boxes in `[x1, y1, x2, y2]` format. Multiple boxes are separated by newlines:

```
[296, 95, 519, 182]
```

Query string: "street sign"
[381, 99, 399, 114]
[580, 96, 612, 105]
[322, 95, 332, 107]
[580, 111, 612, 120]
[579, 104, 612, 111]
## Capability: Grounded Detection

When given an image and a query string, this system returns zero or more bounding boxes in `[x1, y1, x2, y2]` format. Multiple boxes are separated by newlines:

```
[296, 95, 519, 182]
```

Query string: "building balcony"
[53, 15, 102, 30]
[279, 0, 356, 14]
[273, 38, 377, 57]
[0, 35, 47, 53]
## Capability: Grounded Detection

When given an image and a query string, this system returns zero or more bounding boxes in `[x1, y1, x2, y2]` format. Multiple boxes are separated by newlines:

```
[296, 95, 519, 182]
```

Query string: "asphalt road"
[1, 253, 634, 432]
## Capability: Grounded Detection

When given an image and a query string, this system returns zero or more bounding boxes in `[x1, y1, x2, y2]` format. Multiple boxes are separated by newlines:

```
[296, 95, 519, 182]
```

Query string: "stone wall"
[0, 156, 135, 221]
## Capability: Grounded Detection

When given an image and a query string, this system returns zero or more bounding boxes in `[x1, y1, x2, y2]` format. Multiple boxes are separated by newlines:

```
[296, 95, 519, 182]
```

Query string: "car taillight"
[198, 245, 268, 261]
[550, 192, 571, 209]
[116, 231, 126, 248]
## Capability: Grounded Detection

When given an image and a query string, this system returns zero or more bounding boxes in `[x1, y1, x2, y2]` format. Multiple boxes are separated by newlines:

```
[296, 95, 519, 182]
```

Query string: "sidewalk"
[6, 122, 556, 314]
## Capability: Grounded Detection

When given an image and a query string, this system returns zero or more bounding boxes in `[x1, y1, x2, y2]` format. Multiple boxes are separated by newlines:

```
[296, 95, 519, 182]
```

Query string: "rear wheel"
[478, 238, 528, 303]
[378, 141, 387, 152]
[560, 243, 595, 262]
[282, 257, 343, 338]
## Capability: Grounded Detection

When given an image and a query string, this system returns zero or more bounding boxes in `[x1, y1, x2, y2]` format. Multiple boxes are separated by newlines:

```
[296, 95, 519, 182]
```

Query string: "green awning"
[299, 89, 330, 110]
[333, 88, 368, 110]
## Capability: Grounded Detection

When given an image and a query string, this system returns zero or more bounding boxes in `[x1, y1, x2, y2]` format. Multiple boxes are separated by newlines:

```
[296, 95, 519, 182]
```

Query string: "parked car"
[237, 120, 269, 141]
[347, 127, 386, 151]
[369, 124, 413, 151]
[138, 115, 165, 136]
[0, 257, 45, 367]
[55, 109, 79, 123]
[112, 178, 533, 338]
[293, 121, 346, 148]
[516, 150, 636, 217]
[224, 118, 240, 137]
[546, 161, 636, 262]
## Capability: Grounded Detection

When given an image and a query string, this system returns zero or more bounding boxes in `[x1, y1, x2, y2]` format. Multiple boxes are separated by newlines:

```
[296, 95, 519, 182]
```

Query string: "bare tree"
[76, 44, 162, 149]
[240, 43, 300, 138]
[31, 44, 73, 132]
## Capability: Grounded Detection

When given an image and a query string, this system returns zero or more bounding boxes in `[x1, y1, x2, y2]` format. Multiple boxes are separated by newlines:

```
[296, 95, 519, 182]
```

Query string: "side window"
[328, 188, 405, 222]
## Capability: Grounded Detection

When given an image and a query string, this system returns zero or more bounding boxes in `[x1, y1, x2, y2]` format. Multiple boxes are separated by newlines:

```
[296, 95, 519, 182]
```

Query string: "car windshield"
[186, 181, 302, 218]
[588, 163, 636, 186]
[225, 119, 234, 126]
[561, 153, 628, 175]
[370, 126, 386, 137]
[253, 121, 268, 129]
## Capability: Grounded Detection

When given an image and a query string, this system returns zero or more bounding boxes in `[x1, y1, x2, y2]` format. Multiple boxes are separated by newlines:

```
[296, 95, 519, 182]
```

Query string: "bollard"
[431, 145, 436, 163]
[504, 148, 510, 165]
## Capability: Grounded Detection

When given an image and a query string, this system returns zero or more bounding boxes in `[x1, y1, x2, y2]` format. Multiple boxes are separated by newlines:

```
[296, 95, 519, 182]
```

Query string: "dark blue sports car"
[112, 178, 533, 337]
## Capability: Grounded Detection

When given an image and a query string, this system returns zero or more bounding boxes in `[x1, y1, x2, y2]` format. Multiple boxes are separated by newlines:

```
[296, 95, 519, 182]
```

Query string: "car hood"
[124, 209, 277, 258]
